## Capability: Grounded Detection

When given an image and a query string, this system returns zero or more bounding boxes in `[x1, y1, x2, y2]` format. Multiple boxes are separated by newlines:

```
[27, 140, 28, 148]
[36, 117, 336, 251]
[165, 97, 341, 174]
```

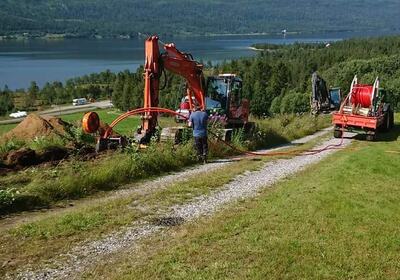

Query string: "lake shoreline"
[1, 28, 398, 42]
[1, 32, 399, 90]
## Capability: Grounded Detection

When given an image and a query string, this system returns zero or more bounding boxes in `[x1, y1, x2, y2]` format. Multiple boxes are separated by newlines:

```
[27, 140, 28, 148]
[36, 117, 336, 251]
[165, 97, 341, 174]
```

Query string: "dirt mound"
[43, 116, 71, 135]
[1, 114, 71, 143]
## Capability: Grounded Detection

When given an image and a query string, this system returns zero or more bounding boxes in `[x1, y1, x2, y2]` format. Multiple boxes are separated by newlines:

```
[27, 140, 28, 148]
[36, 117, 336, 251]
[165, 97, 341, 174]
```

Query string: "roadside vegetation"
[0, 113, 329, 214]
[85, 118, 400, 280]
[250, 114, 330, 149]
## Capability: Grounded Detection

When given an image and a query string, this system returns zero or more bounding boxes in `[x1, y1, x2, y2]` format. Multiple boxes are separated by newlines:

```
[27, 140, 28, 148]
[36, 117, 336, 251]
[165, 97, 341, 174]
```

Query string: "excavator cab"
[206, 74, 248, 124]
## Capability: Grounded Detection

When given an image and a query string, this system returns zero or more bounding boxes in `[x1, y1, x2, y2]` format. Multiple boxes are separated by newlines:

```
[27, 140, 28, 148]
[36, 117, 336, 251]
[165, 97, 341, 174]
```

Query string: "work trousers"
[194, 136, 208, 159]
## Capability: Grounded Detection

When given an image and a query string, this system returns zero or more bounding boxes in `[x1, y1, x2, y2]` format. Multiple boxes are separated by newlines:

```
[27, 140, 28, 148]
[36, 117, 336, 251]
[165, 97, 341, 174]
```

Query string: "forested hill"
[1, 0, 399, 37]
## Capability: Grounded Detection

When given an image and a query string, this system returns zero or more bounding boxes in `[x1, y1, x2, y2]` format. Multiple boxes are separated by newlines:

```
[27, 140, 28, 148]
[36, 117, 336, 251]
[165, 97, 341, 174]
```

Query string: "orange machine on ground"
[82, 36, 251, 151]
[332, 75, 394, 141]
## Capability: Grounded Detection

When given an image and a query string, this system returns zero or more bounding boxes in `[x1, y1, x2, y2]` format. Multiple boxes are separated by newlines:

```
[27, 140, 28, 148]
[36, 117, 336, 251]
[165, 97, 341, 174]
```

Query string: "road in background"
[0, 100, 113, 124]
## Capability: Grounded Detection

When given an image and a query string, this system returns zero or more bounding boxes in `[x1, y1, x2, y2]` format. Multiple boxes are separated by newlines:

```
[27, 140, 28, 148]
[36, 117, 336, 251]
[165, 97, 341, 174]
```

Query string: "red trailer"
[332, 76, 394, 141]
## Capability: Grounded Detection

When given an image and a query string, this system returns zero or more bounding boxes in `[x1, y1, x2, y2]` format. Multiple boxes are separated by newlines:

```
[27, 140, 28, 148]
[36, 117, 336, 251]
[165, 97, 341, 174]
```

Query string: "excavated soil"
[0, 114, 98, 170]
[1, 114, 71, 143]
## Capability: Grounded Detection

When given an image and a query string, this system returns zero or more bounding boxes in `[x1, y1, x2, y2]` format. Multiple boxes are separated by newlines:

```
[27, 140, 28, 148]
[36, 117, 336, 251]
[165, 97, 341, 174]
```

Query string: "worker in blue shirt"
[188, 105, 209, 164]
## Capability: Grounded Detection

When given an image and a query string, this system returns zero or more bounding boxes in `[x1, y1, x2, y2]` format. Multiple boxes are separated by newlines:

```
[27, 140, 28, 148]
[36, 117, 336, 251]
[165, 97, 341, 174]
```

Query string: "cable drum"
[82, 112, 100, 134]
[350, 85, 374, 108]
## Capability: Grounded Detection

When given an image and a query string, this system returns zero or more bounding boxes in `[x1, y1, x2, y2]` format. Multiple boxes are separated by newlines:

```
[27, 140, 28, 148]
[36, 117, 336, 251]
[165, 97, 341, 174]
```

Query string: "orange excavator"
[82, 35, 251, 151]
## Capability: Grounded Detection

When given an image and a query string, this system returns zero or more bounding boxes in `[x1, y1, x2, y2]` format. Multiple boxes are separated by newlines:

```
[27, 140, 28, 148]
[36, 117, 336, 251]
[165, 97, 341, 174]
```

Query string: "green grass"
[60, 109, 176, 135]
[0, 133, 330, 277]
[0, 157, 264, 276]
[0, 123, 16, 136]
[251, 114, 331, 148]
[85, 119, 400, 279]
[1, 142, 196, 212]
[61, 109, 142, 135]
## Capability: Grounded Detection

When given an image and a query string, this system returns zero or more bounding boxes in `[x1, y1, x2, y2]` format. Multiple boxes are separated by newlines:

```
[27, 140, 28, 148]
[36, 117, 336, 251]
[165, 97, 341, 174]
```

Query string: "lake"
[0, 30, 398, 90]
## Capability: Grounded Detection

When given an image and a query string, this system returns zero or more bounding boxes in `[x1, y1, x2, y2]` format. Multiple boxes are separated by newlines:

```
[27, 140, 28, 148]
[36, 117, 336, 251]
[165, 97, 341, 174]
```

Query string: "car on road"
[72, 98, 88, 106]
[9, 111, 27, 118]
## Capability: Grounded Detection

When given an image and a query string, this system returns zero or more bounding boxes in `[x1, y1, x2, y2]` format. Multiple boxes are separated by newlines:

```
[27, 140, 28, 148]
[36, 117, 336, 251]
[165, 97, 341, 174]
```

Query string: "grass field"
[84, 117, 400, 279]
[0, 123, 17, 136]
[61, 109, 177, 135]
[60, 109, 141, 132]
[2, 114, 397, 278]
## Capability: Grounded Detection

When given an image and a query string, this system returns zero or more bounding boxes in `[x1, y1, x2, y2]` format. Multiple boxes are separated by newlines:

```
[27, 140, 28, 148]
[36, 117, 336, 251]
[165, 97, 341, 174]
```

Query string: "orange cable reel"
[82, 112, 100, 134]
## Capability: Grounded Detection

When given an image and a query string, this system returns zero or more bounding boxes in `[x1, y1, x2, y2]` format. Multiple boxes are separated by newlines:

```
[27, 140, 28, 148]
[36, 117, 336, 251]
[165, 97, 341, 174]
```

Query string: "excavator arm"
[161, 43, 205, 109]
[141, 36, 205, 140]
[82, 35, 208, 147]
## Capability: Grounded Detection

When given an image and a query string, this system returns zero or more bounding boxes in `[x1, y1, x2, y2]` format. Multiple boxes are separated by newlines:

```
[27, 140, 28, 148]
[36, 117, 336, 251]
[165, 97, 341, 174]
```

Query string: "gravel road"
[13, 129, 351, 280]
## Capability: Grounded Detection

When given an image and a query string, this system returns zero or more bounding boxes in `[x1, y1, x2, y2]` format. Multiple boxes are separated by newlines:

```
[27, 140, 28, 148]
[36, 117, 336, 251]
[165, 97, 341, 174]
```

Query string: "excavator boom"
[140, 36, 206, 141]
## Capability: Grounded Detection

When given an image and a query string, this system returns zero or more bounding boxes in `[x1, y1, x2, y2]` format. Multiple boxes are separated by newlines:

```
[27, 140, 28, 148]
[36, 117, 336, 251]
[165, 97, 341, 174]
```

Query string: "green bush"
[271, 91, 310, 115]
[249, 114, 330, 149]
[28, 136, 66, 151]
[0, 188, 19, 211]
[0, 139, 25, 156]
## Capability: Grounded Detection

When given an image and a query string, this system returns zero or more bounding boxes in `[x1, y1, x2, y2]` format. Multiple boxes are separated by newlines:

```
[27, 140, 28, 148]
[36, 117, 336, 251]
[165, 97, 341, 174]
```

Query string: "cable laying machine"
[332, 75, 394, 140]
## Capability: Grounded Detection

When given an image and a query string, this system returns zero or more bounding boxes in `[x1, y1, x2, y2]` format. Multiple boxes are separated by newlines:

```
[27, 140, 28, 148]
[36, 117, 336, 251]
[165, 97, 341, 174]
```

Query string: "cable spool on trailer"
[350, 84, 374, 108]
[332, 76, 391, 141]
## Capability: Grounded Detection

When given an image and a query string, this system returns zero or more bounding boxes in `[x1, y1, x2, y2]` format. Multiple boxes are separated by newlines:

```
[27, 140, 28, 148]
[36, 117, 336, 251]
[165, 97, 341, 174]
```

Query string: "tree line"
[2, 35, 400, 117]
[226, 35, 400, 116]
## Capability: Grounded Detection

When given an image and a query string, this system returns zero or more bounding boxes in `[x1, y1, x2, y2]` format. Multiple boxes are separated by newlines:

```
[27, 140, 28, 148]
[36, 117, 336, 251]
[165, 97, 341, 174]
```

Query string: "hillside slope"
[1, 0, 399, 37]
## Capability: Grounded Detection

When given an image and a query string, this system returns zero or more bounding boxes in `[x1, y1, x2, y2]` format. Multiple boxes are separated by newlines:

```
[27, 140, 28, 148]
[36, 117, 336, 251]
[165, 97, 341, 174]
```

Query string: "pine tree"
[24, 81, 39, 109]
[122, 77, 134, 111]
[0, 86, 14, 115]
[112, 73, 125, 110]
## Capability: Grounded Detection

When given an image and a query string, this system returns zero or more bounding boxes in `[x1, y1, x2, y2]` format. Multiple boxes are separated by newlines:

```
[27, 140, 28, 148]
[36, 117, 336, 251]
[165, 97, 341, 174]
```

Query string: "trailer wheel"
[382, 111, 390, 132]
[334, 129, 342, 138]
[366, 131, 376, 141]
